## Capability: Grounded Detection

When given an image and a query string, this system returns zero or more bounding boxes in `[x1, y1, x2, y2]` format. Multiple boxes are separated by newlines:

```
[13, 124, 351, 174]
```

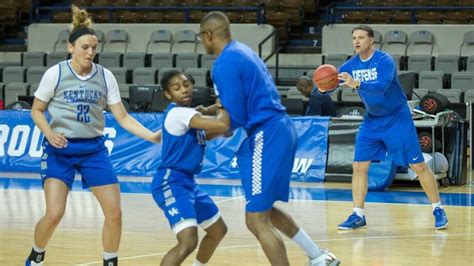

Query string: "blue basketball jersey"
[158, 103, 206, 175]
[211, 40, 286, 132]
[339, 50, 407, 117]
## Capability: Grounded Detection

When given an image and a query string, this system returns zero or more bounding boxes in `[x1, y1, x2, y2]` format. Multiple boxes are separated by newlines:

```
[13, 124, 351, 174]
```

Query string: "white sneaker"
[309, 250, 341, 266]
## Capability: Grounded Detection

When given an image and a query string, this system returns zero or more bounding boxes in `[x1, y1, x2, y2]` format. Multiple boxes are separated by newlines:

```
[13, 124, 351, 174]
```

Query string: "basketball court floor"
[1, 172, 473, 265]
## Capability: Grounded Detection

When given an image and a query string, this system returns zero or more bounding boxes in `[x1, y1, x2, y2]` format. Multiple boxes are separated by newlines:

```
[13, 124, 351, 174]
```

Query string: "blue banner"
[0, 111, 329, 182]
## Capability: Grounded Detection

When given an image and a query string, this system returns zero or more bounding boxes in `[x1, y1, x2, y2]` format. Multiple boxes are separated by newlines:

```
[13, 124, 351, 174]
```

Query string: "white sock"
[192, 259, 207, 266]
[292, 228, 322, 259]
[353, 207, 365, 218]
[103, 252, 118, 260]
[432, 201, 442, 211]
[32, 243, 45, 253]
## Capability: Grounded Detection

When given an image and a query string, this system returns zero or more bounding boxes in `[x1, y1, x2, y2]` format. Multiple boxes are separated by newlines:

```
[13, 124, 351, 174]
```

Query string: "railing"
[259, 28, 281, 81]
[325, 3, 474, 24]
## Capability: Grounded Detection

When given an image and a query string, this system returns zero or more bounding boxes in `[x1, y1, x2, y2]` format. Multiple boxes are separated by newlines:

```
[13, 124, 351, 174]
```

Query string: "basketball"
[312, 64, 339, 91]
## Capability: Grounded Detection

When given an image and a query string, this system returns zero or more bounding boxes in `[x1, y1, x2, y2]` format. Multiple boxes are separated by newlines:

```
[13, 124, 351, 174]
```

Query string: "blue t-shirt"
[158, 103, 206, 176]
[211, 40, 286, 131]
[339, 50, 406, 117]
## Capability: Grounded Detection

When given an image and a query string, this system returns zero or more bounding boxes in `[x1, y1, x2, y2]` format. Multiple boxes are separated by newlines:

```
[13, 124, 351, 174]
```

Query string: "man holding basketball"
[199, 11, 340, 266]
[333, 24, 448, 230]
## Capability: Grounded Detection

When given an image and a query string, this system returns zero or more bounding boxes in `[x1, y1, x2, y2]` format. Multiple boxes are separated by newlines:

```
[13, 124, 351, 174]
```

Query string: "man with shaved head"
[199, 11, 340, 266]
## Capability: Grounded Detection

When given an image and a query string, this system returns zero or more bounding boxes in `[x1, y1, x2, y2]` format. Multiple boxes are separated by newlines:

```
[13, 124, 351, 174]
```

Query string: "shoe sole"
[435, 221, 448, 230]
[329, 259, 341, 266]
[337, 225, 366, 230]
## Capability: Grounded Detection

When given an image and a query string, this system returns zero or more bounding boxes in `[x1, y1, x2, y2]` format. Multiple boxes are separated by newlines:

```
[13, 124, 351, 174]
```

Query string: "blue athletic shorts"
[151, 168, 220, 234]
[41, 136, 118, 190]
[237, 115, 298, 212]
[354, 106, 423, 166]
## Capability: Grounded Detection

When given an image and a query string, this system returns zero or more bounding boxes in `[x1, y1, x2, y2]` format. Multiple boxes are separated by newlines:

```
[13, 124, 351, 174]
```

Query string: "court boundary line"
[76, 232, 472, 265]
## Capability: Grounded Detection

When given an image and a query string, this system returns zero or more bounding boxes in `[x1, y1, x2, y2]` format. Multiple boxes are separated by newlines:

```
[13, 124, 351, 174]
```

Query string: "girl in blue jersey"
[26, 6, 161, 266]
[152, 69, 229, 266]
[335, 25, 448, 231]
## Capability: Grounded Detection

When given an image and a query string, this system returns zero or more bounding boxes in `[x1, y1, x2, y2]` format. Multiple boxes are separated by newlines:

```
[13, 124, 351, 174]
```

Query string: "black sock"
[28, 248, 45, 263]
[103, 257, 118, 266]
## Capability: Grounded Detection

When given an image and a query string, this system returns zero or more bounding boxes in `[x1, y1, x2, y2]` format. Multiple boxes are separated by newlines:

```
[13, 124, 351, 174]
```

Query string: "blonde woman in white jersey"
[25, 6, 161, 266]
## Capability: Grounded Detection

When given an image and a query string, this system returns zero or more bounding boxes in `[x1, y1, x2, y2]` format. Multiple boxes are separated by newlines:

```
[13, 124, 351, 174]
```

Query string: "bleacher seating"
[324, 54, 348, 68]
[146, 30, 173, 54]
[418, 71, 444, 91]
[4, 82, 29, 105]
[341, 89, 361, 102]
[23, 52, 45, 68]
[133, 67, 157, 85]
[171, 30, 198, 53]
[26, 67, 47, 84]
[151, 53, 174, 69]
[436, 89, 461, 103]
[185, 68, 207, 87]
[109, 67, 128, 84]
[53, 29, 69, 52]
[3, 67, 25, 84]
[451, 72, 474, 92]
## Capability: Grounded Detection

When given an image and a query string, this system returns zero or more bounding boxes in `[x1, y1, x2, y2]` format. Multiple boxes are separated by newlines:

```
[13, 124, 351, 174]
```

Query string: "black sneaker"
[104, 257, 118, 266]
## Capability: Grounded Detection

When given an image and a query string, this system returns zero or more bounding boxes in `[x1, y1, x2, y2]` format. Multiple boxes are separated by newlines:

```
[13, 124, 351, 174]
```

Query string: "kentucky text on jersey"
[63, 88, 103, 104]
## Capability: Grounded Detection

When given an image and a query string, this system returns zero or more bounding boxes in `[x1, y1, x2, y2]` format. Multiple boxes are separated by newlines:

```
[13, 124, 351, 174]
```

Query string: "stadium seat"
[29, 83, 39, 95]
[98, 53, 122, 68]
[436, 89, 461, 103]
[176, 53, 200, 69]
[146, 29, 173, 54]
[324, 54, 348, 68]
[185, 68, 207, 87]
[118, 83, 130, 99]
[133, 67, 157, 85]
[406, 30, 434, 56]
[435, 55, 459, 74]
[381, 30, 408, 56]
[47, 52, 69, 67]
[373, 30, 382, 50]
[26, 67, 47, 84]
[103, 29, 129, 53]
[4, 82, 29, 105]
[95, 30, 105, 53]
[407, 55, 432, 73]
[3, 66, 26, 84]
[123, 52, 146, 69]
[413, 88, 429, 100]
[466, 56, 474, 71]
[22, 52, 45, 67]
[451, 71, 474, 92]
[418, 71, 444, 91]
[53, 29, 70, 52]
[201, 54, 216, 70]
[464, 89, 474, 103]
[171, 30, 198, 53]
[341, 89, 361, 102]
[109, 67, 128, 84]
[460, 31, 474, 57]
[150, 53, 174, 69]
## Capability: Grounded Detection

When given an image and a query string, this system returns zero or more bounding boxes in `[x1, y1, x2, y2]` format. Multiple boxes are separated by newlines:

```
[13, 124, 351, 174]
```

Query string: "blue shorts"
[151, 169, 220, 234]
[238, 115, 298, 212]
[354, 106, 423, 166]
[41, 136, 118, 190]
